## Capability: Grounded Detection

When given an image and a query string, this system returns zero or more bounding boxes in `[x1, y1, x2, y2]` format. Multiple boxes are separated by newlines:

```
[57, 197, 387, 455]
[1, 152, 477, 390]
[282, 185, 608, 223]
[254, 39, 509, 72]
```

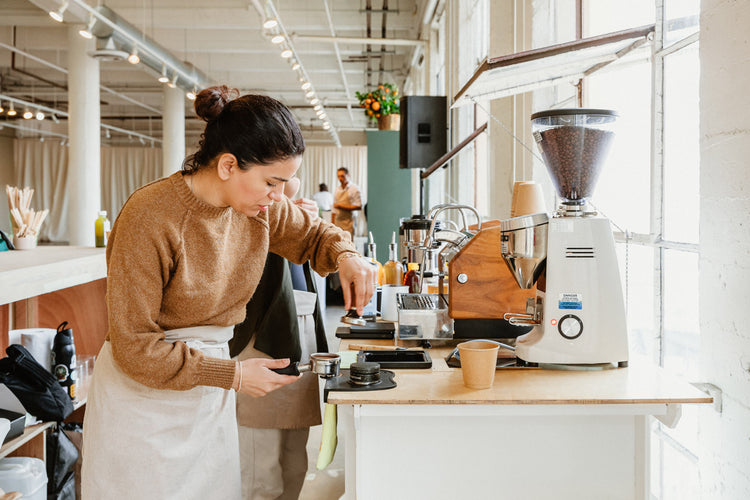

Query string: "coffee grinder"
[500, 108, 628, 367]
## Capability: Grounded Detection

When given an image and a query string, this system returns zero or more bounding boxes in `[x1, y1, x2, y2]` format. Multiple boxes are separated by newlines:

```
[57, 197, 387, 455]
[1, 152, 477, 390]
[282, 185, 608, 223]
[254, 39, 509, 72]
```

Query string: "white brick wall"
[699, 0, 750, 498]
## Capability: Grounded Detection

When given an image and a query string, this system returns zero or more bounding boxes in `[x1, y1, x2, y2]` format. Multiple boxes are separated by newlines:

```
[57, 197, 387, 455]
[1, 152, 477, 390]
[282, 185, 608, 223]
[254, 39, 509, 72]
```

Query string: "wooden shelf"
[0, 422, 55, 460]
[0, 246, 106, 306]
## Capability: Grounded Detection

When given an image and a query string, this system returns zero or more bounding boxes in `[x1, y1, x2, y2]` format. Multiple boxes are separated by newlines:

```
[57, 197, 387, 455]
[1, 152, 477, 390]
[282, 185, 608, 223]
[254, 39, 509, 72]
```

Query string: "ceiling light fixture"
[291, 61, 300, 71]
[158, 65, 170, 83]
[36, 111, 45, 120]
[186, 88, 196, 100]
[263, 18, 278, 29]
[301, 82, 312, 90]
[49, 1, 68, 22]
[79, 16, 95, 39]
[168, 74, 178, 89]
[310, 98, 320, 105]
[280, 49, 293, 59]
[271, 35, 285, 44]
[23, 109, 33, 120]
[0, 101, 4, 114]
[7, 104, 16, 117]
[313, 104, 322, 111]
[323, 123, 330, 130]
[305, 91, 315, 99]
[319, 113, 327, 120]
[127, 48, 140, 65]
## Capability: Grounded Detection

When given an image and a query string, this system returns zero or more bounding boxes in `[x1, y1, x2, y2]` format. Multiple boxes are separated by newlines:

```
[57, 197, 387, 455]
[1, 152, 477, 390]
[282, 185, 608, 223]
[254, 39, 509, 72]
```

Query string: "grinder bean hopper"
[500, 108, 628, 367]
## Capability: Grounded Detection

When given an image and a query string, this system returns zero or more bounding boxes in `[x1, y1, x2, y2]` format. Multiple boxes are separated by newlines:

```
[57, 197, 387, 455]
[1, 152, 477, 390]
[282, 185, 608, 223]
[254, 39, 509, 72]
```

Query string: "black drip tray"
[356, 350, 432, 369]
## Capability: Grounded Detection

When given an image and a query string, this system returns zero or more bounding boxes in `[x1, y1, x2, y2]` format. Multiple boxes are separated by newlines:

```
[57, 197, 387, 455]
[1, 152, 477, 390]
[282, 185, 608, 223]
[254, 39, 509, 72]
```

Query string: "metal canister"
[398, 215, 442, 264]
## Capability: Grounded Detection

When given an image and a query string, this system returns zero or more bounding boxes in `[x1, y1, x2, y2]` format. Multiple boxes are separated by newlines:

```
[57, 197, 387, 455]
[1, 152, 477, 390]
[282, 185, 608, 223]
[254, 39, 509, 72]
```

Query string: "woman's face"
[224, 155, 302, 217]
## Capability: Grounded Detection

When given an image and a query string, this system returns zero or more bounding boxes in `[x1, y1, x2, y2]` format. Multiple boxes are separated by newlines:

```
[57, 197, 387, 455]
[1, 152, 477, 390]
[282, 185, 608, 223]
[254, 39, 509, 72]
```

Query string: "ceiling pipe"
[292, 35, 425, 47]
[75, 3, 212, 92]
[322, 0, 355, 124]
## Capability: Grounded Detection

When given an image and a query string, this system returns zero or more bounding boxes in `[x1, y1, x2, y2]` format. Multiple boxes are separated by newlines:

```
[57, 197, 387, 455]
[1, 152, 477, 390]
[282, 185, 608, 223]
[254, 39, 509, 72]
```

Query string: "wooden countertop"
[0, 246, 106, 305]
[328, 338, 713, 406]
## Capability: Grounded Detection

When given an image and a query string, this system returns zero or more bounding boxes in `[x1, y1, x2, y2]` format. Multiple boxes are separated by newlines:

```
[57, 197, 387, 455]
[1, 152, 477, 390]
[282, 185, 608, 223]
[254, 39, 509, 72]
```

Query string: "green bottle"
[95, 211, 110, 248]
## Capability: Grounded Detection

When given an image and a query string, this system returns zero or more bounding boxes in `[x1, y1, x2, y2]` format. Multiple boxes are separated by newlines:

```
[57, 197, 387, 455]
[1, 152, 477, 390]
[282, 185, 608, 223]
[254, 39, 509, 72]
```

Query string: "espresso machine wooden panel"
[448, 225, 536, 319]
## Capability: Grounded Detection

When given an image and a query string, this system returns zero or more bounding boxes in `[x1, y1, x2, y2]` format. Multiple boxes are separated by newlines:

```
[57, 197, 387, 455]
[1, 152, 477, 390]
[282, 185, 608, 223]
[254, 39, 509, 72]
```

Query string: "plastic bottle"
[367, 232, 384, 286]
[52, 321, 77, 400]
[94, 211, 110, 248]
[404, 263, 420, 293]
[383, 233, 404, 285]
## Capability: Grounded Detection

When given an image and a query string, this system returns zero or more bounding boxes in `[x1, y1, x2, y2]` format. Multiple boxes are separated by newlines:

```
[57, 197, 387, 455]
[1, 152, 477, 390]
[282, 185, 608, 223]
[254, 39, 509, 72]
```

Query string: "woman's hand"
[233, 358, 300, 396]
[292, 197, 319, 217]
[338, 254, 377, 316]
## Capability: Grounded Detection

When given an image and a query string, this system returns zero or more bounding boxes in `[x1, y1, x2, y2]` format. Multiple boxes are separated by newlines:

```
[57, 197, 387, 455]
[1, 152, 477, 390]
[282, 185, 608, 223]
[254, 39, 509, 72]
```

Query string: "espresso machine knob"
[557, 314, 583, 339]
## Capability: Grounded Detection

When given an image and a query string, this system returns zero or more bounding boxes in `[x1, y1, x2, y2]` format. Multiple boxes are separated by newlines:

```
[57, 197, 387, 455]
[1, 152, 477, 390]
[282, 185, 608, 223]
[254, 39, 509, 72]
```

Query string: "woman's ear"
[216, 153, 238, 180]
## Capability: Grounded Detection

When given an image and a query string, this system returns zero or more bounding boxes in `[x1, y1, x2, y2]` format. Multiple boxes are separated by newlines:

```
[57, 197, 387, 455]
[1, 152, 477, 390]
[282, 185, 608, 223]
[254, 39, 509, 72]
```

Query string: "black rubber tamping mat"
[323, 369, 396, 402]
[335, 323, 395, 339]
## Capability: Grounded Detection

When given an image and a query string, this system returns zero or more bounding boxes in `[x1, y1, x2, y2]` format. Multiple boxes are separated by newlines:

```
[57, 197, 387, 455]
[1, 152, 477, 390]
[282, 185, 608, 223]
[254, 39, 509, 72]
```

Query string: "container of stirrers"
[5, 185, 49, 249]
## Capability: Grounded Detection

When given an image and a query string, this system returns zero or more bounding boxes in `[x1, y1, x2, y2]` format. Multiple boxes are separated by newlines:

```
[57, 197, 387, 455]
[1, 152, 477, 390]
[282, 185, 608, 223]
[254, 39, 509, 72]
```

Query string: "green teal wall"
[366, 130, 412, 263]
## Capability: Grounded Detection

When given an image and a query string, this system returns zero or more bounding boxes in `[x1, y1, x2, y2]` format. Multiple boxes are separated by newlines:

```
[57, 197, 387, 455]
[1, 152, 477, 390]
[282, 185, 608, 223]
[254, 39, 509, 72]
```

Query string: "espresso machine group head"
[500, 109, 629, 367]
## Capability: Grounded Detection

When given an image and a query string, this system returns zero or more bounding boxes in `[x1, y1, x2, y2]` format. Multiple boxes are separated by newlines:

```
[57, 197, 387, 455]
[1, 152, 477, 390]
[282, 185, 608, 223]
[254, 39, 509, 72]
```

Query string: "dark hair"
[319, 183, 328, 191]
[337, 167, 349, 174]
[183, 85, 305, 172]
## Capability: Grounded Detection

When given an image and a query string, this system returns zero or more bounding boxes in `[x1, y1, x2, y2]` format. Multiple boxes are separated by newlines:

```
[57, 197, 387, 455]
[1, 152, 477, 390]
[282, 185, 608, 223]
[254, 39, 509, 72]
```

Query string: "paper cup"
[12, 235, 37, 250]
[380, 285, 409, 322]
[511, 181, 547, 217]
[458, 340, 499, 389]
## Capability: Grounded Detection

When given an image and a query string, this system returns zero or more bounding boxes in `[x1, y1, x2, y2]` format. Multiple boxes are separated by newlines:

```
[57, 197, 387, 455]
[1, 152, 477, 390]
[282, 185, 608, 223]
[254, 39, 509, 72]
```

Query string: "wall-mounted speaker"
[399, 96, 448, 169]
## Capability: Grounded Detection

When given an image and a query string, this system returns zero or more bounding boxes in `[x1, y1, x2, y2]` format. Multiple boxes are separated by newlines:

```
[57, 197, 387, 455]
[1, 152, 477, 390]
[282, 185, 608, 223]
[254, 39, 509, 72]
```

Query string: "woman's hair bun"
[194, 85, 240, 122]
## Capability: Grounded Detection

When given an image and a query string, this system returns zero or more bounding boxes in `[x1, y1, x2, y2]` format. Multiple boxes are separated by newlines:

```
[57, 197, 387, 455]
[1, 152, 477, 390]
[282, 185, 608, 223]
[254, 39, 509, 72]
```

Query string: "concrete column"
[66, 26, 100, 246]
[699, 0, 750, 497]
[162, 86, 185, 176]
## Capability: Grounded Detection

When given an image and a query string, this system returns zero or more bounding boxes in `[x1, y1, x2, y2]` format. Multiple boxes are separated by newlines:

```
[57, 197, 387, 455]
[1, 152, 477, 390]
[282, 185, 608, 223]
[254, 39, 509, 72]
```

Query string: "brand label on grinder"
[558, 293, 582, 310]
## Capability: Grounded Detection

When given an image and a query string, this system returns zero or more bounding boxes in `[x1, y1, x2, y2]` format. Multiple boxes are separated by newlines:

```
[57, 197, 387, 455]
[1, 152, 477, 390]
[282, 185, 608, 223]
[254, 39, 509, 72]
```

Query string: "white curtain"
[12, 140, 366, 243]
[13, 139, 162, 243]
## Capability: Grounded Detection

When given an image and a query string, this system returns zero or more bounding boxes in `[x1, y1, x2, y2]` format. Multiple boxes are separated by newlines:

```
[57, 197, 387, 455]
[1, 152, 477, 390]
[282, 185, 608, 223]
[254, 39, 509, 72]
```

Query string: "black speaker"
[399, 96, 447, 169]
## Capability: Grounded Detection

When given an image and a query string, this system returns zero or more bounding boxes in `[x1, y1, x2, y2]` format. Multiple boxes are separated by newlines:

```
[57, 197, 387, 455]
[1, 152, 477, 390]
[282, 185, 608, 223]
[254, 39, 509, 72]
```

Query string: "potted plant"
[356, 83, 401, 130]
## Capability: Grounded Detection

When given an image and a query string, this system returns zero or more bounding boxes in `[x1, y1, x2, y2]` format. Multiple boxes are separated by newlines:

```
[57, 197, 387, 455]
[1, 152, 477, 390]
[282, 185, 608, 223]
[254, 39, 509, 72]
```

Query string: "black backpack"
[0, 344, 73, 422]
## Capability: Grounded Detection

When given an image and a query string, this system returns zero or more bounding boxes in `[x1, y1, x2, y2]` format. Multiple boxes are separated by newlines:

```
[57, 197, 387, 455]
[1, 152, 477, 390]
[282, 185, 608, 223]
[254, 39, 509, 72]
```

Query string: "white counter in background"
[331, 339, 712, 500]
[0, 247, 106, 305]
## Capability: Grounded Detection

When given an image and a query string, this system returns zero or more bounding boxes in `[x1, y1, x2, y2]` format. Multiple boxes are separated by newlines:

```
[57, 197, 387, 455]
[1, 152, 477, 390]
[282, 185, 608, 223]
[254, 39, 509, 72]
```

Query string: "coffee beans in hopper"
[536, 126, 614, 201]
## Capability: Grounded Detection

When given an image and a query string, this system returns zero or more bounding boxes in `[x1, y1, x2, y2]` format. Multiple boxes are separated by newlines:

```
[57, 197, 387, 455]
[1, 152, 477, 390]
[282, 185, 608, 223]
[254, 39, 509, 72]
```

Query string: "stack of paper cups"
[511, 181, 547, 217]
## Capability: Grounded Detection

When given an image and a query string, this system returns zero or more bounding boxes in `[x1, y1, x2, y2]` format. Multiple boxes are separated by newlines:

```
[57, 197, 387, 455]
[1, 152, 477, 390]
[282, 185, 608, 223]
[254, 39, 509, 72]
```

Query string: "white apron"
[81, 326, 240, 500]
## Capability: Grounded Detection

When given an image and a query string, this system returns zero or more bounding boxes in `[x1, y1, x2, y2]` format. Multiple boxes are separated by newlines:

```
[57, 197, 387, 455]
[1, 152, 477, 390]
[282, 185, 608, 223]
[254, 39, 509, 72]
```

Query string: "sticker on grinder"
[558, 293, 582, 310]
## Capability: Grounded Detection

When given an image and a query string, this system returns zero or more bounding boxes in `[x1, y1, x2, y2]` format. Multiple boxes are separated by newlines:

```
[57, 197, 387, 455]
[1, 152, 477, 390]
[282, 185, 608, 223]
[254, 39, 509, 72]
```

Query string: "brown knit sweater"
[105, 172, 356, 391]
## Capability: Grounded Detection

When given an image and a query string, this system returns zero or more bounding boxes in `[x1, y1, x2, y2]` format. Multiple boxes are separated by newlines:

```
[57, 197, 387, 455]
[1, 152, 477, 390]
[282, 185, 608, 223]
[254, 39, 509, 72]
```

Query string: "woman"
[81, 86, 374, 500]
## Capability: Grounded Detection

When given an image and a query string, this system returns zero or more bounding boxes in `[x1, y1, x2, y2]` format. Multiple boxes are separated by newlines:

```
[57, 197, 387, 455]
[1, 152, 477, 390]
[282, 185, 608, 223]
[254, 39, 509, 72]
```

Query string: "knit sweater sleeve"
[105, 184, 236, 391]
[267, 197, 357, 273]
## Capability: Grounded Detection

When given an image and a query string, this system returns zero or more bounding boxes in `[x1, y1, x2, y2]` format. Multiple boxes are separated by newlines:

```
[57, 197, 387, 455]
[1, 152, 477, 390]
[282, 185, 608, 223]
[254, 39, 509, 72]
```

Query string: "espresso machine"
[500, 108, 629, 367]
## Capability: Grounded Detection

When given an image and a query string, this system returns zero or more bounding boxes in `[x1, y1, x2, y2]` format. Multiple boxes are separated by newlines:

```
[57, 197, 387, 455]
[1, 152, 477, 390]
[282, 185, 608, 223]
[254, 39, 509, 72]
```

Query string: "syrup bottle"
[368, 232, 384, 286]
[404, 262, 420, 293]
[52, 321, 77, 400]
[383, 233, 404, 285]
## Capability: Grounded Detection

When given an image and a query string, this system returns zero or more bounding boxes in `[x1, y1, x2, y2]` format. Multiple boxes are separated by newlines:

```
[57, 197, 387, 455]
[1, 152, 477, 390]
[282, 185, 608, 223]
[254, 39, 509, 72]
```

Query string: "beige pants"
[238, 426, 310, 500]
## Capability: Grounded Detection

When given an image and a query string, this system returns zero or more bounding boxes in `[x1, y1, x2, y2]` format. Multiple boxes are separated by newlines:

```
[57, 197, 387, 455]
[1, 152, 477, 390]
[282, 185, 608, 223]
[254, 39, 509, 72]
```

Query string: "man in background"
[332, 167, 361, 238]
[312, 183, 333, 219]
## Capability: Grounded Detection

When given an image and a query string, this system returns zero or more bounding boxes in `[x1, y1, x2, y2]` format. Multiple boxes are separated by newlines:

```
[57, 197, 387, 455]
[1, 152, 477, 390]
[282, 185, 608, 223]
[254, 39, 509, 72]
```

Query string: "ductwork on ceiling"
[86, 5, 212, 92]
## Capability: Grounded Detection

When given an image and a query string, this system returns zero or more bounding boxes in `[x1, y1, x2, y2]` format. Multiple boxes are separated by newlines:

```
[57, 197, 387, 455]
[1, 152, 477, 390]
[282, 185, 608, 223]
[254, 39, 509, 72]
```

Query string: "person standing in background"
[332, 167, 361, 238]
[312, 183, 333, 213]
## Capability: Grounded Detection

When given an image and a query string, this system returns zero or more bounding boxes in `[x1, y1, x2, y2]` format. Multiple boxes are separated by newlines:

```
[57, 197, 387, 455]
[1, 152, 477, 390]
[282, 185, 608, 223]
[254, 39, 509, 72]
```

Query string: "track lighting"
[291, 61, 300, 71]
[158, 65, 170, 83]
[263, 18, 278, 29]
[79, 16, 95, 39]
[280, 49, 292, 59]
[301, 82, 312, 91]
[168, 74, 178, 88]
[0, 101, 4, 114]
[305, 91, 315, 99]
[7, 104, 16, 117]
[313, 104, 322, 111]
[322, 123, 330, 130]
[49, 1, 68, 22]
[36, 111, 45, 121]
[127, 48, 140, 65]
[310, 98, 320, 105]
[186, 88, 196, 100]
[23, 109, 33, 120]
[271, 35, 285, 44]
[319, 113, 327, 120]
